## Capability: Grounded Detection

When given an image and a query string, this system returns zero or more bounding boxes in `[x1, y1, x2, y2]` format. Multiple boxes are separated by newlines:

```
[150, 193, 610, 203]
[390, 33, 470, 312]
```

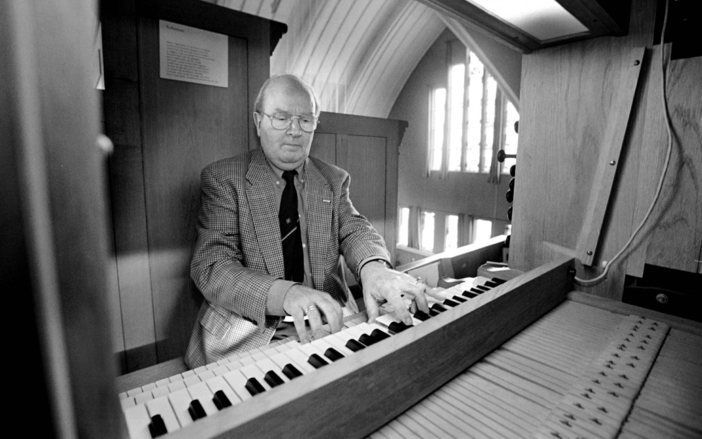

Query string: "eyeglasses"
[258, 112, 318, 133]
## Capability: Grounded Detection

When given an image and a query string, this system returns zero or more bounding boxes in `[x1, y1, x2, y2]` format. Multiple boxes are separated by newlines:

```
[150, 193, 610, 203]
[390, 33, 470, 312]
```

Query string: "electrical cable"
[575, 0, 674, 286]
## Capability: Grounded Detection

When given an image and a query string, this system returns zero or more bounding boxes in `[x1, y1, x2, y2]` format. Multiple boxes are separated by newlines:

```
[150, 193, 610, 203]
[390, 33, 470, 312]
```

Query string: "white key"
[223, 369, 253, 401]
[152, 386, 170, 398]
[122, 403, 151, 439]
[120, 396, 136, 410]
[205, 375, 242, 407]
[126, 387, 143, 398]
[183, 375, 201, 387]
[167, 388, 193, 428]
[154, 378, 170, 388]
[186, 381, 218, 416]
[134, 391, 154, 405]
[141, 382, 156, 392]
[197, 369, 215, 381]
[118, 391, 128, 400]
[145, 395, 180, 433]
[167, 380, 186, 393]
[211, 364, 230, 377]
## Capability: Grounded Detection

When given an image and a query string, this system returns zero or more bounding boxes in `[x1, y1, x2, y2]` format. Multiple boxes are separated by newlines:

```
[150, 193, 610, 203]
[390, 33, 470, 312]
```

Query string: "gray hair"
[253, 74, 321, 117]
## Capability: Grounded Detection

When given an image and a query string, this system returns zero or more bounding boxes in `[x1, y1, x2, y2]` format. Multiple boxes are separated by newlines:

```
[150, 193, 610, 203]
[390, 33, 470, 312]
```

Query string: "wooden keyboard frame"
[155, 257, 573, 438]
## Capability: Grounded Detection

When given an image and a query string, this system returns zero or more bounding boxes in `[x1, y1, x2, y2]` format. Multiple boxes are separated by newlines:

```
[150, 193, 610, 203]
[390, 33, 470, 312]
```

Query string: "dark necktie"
[279, 170, 304, 282]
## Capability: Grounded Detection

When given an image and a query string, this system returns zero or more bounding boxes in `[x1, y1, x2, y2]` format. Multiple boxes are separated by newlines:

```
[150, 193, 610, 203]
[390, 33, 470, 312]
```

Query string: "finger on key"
[318, 300, 343, 334]
[387, 293, 413, 326]
[306, 304, 324, 339]
[291, 308, 310, 343]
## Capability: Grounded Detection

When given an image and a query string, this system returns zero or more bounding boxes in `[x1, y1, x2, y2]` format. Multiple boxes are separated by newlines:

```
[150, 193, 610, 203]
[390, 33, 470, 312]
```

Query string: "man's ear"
[253, 112, 261, 136]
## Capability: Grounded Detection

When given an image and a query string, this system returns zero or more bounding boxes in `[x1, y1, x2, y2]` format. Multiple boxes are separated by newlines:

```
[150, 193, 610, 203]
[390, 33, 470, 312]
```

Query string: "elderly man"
[185, 74, 428, 368]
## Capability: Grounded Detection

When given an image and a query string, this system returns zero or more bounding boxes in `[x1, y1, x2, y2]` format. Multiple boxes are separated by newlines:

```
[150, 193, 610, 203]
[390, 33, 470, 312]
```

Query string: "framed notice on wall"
[159, 20, 228, 88]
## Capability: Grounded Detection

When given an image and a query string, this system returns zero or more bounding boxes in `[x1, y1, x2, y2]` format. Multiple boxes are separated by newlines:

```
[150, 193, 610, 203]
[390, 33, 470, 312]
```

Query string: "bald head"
[254, 74, 320, 118]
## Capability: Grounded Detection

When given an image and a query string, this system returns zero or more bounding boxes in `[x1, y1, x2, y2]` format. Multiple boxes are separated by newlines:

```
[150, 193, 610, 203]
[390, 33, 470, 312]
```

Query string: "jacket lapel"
[245, 150, 285, 279]
[304, 161, 333, 289]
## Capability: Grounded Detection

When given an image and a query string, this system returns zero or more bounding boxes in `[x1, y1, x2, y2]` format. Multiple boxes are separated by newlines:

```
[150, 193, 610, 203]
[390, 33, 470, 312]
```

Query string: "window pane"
[428, 88, 446, 171]
[447, 64, 465, 171]
[481, 76, 497, 173]
[472, 218, 493, 243]
[420, 211, 435, 252]
[465, 52, 484, 172]
[445, 215, 459, 250]
[398, 207, 410, 246]
[502, 99, 519, 174]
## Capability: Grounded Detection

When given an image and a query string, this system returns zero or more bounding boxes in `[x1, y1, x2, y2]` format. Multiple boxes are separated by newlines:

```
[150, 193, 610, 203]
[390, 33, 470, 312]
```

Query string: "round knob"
[655, 293, 669, 305]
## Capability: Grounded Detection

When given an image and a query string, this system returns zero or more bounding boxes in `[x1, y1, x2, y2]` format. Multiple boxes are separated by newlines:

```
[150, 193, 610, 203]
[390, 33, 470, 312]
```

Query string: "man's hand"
[283, 284, 343, 343]
[360, 261, 430, 325]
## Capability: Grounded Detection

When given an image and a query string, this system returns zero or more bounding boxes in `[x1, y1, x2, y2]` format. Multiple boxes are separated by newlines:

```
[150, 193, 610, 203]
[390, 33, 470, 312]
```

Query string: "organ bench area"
[114, 255, 702, 439]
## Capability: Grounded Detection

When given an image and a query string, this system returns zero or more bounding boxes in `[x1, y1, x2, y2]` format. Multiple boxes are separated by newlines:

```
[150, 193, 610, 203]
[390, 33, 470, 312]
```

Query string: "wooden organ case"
[4, 0, 700, 438]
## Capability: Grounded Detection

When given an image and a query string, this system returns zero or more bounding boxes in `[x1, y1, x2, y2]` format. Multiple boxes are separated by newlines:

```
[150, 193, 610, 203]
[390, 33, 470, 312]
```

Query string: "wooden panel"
[336, 134, 388, 236]
[138, 17, 249, 361]
[102, 5, 156, 370]
[314, 111, 405, 259]
[510, 0, 658, 298]
[309, 132, 337, 164]
[627, 50, 702, 275]
[3, 0, 123, 437]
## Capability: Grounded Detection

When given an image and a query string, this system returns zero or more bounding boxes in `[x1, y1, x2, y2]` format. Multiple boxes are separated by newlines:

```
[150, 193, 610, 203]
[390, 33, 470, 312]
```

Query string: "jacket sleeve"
[336, 171, 391, 279]
[190, 163, 275, 328]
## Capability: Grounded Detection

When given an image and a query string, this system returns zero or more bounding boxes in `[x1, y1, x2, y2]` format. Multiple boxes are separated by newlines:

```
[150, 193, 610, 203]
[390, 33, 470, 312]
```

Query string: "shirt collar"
[265, 158, 307, 185]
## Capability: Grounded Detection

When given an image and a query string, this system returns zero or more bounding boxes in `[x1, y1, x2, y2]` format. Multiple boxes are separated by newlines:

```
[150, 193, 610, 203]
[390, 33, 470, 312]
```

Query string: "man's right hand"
[282, 284, 343, 343]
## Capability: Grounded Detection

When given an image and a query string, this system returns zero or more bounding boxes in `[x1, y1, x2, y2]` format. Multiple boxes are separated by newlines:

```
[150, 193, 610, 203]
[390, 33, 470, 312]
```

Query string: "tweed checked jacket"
[185, 149, 390, 368]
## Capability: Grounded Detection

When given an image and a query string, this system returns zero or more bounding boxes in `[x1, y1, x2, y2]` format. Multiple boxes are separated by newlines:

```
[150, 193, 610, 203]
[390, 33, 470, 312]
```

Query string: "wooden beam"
[165, 256, 574, 438]
[554, 0, 629, 36]
[575, 46, 645, 266]
[414, 0, 541, 53]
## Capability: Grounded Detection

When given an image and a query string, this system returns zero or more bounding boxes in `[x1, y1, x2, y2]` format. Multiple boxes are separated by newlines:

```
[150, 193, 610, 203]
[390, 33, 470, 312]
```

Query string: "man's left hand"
[360, 261, 430, 325]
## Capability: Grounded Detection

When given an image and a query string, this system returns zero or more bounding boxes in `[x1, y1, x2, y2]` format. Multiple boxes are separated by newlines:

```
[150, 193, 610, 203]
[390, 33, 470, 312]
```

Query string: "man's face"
[254, 80, 316, 171]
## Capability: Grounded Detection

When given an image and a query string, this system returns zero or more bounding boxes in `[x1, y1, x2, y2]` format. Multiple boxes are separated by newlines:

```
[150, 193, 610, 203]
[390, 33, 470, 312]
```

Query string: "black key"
[443, 298, 459, 307]
[491, 277, 507, 285]
[358, 333, 376, 345]
[484, 280, 499, 288]
[282, 363, 302, 379]
[148, 414, 168, 437]
[212, 390, 232, 410]
[370, 328, 390, 343]
[345, 339, 366, 352]
[475, 284, 490, 291]
[308, 353, 329, 369]
[324, 347, 345, 362]
[452, 295, 467, 303]
[462, 290, 478, 298]
[188, 399, 207, 421]
[264, 370, 285, 387]
[388, 321, 411, 333]
[413, 310, 430, 321]
[470, 287, 484, 295]
[429, 309, 440, 317]
[430, 303, 447, 313]
[245, 377, 266, 396]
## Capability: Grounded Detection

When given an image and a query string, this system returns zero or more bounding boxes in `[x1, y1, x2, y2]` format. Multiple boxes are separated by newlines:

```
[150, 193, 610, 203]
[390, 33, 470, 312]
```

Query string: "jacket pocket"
[199, 304, 232, 340]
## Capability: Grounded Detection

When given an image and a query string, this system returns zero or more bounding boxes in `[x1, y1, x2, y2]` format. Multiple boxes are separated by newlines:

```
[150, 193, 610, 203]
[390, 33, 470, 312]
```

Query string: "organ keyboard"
[115, 257, 702, 438]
